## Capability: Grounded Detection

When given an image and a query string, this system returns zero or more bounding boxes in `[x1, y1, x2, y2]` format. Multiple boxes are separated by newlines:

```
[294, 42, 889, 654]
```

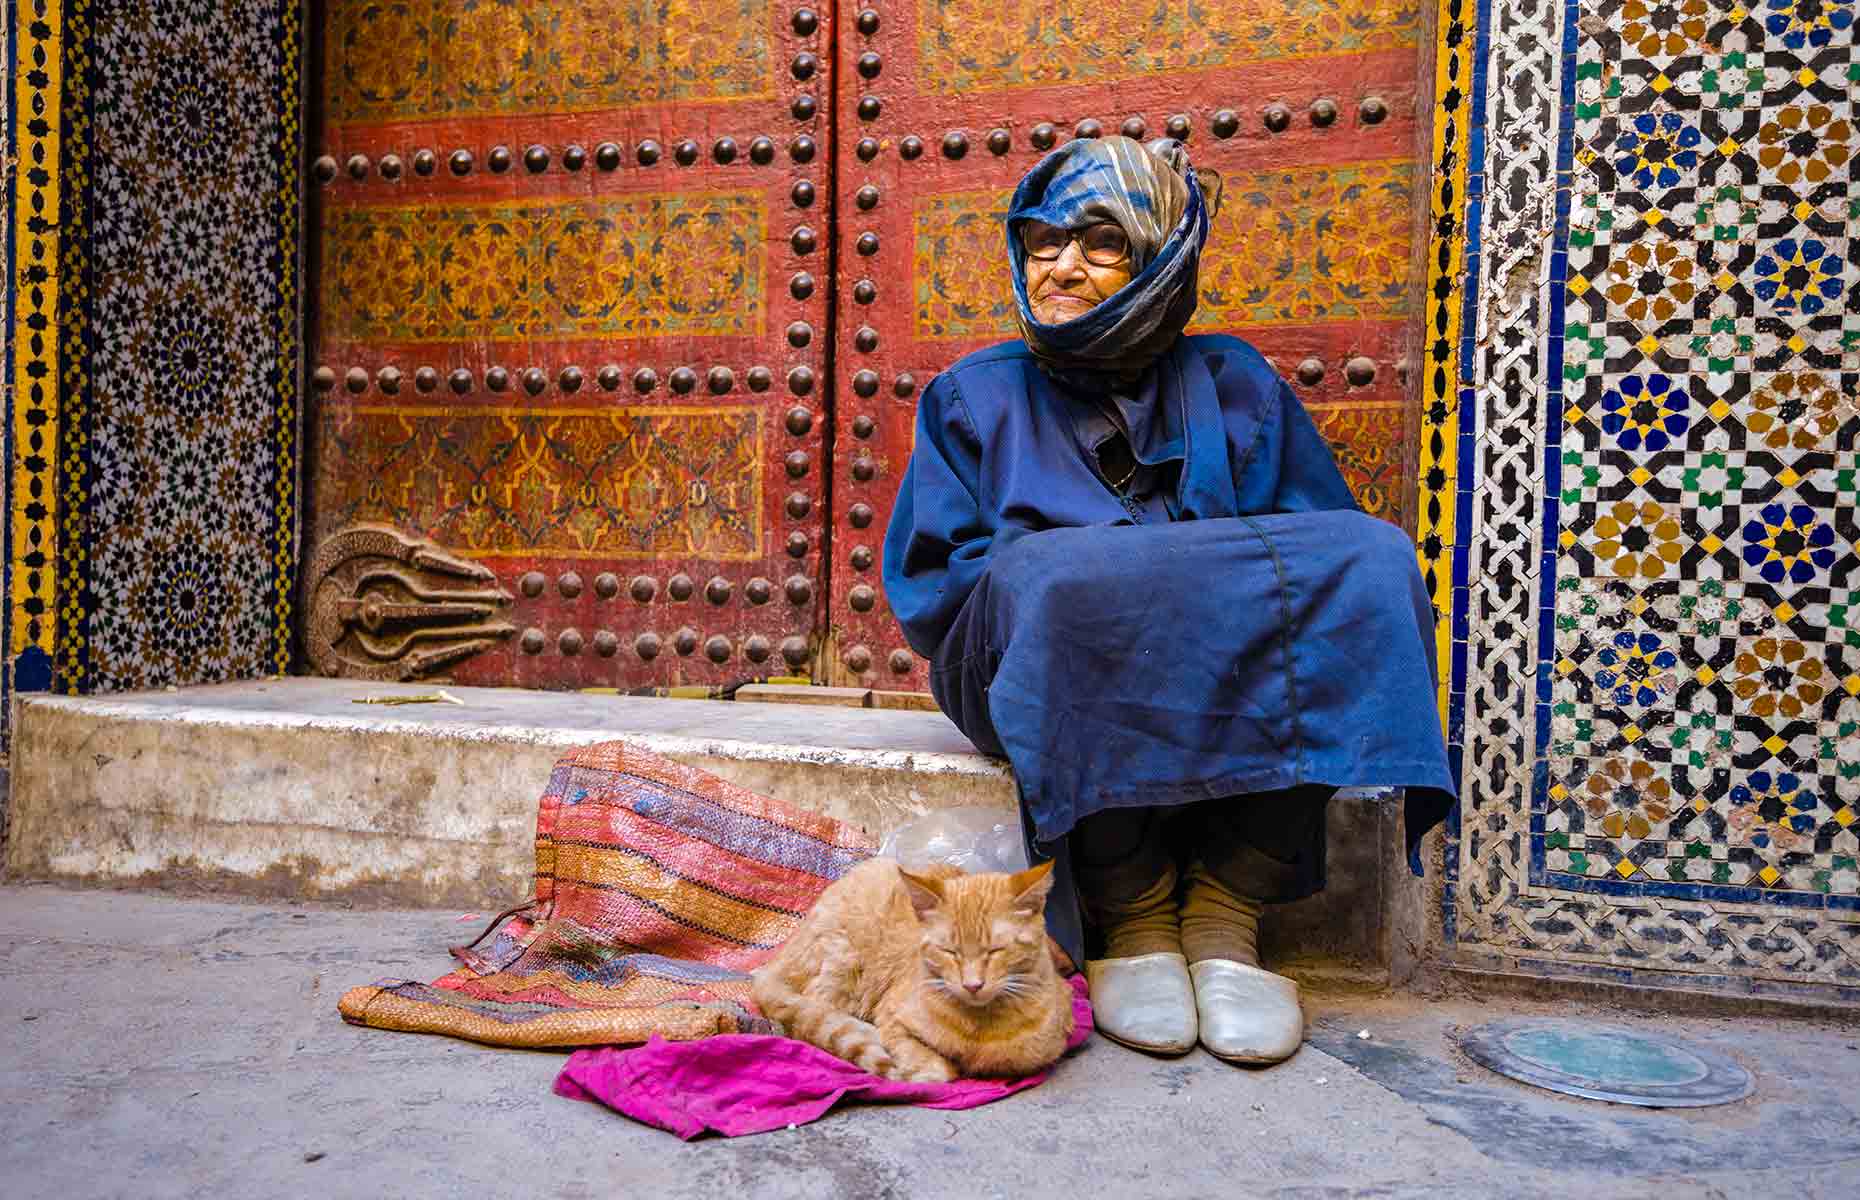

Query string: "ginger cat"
[752, 859, 1074, 1082]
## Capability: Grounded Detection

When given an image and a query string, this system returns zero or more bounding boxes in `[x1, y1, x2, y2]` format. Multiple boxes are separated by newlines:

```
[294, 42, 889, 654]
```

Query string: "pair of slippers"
[1085, 952, 1302, 1064]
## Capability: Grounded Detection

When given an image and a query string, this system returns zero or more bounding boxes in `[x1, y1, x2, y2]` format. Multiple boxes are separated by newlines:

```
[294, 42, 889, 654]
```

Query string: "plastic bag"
[879, 807, 1029, 874]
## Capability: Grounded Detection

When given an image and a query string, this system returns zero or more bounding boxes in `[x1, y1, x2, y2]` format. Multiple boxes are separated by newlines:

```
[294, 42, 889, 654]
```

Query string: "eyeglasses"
[1019, 220, 1131, 267]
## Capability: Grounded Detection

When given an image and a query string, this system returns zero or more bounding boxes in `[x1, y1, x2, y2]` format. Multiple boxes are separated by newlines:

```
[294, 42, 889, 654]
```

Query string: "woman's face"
[1022, 222, 1134, 324]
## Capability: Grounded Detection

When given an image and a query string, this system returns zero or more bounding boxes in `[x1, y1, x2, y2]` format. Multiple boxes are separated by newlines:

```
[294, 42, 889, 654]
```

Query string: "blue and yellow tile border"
[1417, 0, 1481, 726]
[2, 0, 11, 721]
[10, 0, 61, 698]
[270, 1, 305, 678]
[53, 0, 91, 695]
[1418, 0, 1491, 941]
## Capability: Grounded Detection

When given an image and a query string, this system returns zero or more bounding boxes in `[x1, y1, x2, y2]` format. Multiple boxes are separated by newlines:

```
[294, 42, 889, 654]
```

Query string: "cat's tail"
[751, 970, 896, 1078]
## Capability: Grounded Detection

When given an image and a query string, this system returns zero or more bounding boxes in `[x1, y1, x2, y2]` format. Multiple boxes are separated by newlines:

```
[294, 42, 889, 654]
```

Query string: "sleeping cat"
[751, 859, 1074, 1082]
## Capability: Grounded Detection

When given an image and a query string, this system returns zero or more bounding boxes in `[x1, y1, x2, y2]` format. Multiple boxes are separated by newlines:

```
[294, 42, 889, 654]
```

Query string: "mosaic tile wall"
[1434, 0, 1860, 995]
[5, 0, 304, 730]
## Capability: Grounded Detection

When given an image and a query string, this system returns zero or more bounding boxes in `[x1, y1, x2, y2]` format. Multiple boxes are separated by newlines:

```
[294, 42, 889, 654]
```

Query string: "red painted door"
[303, 0, 834, 688]
[822, 1, 1426, 690]
[302, 1, 1425, 693]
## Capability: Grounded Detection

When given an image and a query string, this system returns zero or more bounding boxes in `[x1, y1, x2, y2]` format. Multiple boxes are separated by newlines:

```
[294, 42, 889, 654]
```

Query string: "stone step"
[3, 678, 1423, 978]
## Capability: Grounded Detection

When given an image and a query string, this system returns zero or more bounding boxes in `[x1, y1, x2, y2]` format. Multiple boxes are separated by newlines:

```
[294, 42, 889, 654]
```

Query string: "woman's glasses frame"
[1018, 220, 1132, 268]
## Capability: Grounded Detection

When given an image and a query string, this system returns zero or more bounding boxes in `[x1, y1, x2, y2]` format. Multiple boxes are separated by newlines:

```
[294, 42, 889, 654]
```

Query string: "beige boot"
[1180, 863, 1303, 1064]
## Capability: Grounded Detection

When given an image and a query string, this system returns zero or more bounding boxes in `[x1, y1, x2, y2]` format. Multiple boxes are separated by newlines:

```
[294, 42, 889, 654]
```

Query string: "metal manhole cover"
[1457, 1019, 1753, 1108]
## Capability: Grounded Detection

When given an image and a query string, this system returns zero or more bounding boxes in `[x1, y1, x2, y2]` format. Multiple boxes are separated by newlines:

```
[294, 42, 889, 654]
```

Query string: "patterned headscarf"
[1006, 136, 1212, 390]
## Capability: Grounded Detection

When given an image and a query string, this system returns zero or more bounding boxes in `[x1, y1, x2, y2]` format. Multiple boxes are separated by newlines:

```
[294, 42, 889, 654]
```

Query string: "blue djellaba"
[883, 135, 1456, 965]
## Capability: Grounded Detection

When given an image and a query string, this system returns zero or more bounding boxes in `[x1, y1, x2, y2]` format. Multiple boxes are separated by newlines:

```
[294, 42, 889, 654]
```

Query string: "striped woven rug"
[338, 741, 875, 1048]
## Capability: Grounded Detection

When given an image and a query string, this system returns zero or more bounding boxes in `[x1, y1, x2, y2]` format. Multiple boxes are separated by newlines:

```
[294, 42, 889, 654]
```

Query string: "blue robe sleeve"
[1270, 381, 1360, 514]
[1232, 377, 1361, 515]
[882, 373, 1011, 658]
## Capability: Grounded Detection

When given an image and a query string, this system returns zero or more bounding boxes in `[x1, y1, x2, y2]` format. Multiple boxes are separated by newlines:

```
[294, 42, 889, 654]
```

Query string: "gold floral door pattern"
[307, 0, 1432, 692]
[826, 0, 1430, 689]
[306, 0, 832, 688]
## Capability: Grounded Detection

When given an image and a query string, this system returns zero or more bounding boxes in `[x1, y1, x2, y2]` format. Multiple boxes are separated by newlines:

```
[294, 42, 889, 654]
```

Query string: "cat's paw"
[852, 1045, 897, 1077]
[894, 1058, 957, 1084]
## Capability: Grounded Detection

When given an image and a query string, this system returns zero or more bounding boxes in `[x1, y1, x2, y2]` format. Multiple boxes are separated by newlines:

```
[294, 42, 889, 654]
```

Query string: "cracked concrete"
[3, 882, 1857, 1199]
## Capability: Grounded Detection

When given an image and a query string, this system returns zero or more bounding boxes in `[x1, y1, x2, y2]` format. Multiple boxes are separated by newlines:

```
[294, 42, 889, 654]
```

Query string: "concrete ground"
[4, 883, 1858, 1199]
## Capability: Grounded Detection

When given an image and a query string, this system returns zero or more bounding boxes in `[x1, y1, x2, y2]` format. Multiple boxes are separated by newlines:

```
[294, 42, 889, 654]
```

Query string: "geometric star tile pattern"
[1442, 0, 1860, 997]
[1554, 0, 1859, 905]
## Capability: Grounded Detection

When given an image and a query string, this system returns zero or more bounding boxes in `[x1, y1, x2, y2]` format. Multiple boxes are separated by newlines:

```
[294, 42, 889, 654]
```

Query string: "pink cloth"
[554, 974, 1093, 1139]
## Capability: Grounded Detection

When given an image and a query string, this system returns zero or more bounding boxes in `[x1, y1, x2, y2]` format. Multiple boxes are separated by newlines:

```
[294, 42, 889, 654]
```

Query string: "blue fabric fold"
[882, 337, 1457, 965]
[883, 139, 1453, 964]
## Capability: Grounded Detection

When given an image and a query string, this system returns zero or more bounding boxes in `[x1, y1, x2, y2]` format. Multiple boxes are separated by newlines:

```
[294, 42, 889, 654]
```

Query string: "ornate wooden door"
[304, 1, 834, 688]
[823, 1, 1427, 689]
[303, 0, 1426, 692]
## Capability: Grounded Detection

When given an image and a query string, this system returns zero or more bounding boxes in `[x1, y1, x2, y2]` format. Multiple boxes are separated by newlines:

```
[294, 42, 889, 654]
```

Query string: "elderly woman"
[882, 136, 1455, 1065]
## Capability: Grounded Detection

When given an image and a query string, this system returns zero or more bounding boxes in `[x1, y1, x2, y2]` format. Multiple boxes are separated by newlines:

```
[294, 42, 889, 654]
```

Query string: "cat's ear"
[1007, 860, 1056, 916]
[896, 868, 946, 920]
